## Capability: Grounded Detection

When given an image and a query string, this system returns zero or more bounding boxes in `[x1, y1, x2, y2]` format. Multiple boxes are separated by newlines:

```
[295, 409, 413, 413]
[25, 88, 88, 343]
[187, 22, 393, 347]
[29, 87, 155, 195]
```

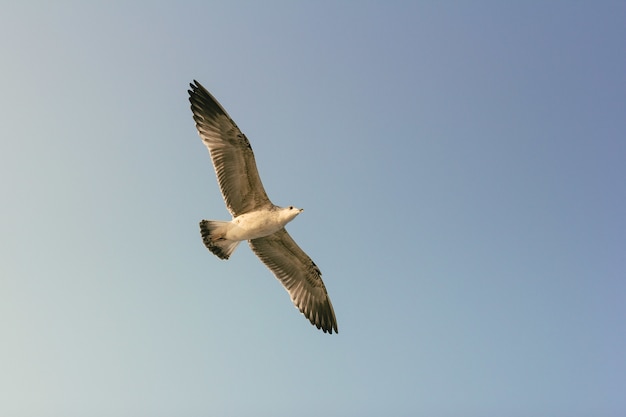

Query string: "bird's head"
[280, 205, 303, 223]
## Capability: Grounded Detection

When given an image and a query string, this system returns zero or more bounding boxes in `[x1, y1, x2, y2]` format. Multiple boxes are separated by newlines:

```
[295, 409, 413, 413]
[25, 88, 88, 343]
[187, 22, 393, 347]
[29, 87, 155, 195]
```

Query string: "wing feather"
[188, 80, 272, 216]
[249, 229, 338, 334]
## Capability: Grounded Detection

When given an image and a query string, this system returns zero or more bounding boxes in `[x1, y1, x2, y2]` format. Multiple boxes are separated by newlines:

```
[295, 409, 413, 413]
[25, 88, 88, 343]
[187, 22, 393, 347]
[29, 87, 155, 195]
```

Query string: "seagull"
[188, 80, 338, 334]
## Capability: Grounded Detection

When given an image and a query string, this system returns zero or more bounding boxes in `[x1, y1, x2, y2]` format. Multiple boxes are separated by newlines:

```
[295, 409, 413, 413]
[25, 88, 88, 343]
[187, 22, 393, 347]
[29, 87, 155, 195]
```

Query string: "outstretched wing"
[249, 229, 338, 334]
[188, 80, 272, 216]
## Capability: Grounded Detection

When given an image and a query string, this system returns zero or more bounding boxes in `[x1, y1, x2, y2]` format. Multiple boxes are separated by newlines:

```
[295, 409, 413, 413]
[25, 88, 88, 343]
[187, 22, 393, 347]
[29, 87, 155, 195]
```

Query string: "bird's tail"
[199, 220, 241, 260]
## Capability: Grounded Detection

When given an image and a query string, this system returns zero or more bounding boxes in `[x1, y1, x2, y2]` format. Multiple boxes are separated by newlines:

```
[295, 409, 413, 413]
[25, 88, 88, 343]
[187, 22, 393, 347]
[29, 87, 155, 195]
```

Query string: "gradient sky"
[1, 2, 625, 416]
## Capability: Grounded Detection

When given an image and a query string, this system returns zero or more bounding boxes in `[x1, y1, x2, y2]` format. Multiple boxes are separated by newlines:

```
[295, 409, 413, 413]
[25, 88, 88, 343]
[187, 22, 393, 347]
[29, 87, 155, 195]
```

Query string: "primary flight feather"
[188, 80, 338, 334]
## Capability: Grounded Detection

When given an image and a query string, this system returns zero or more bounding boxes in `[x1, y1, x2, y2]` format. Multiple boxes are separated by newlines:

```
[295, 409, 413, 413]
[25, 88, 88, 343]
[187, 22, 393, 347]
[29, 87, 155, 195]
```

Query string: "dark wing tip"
[320, 323, 338, 334]
[188, 80, 235, 126]
[188, 80, 211, 107]
[315, 303, 339, 334]
[300, 291, 338, 334]
[188, 79, 201, 96]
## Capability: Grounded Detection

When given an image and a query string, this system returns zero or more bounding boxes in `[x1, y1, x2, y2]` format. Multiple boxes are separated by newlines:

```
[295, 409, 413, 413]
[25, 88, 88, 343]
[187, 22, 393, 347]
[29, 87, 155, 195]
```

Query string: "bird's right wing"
[188, 80, 272, 216]
[249, 228, 338, 334]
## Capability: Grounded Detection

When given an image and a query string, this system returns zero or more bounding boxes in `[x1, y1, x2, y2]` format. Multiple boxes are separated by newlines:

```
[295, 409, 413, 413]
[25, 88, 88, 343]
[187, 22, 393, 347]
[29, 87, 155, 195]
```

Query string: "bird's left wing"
[249, 229, 338, 334]
[188, 80, 272, 216]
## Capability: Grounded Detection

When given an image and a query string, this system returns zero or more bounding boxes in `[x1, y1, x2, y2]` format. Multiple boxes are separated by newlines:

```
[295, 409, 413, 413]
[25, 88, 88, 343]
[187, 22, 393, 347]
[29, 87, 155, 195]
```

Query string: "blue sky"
[1, 1, 625, 416]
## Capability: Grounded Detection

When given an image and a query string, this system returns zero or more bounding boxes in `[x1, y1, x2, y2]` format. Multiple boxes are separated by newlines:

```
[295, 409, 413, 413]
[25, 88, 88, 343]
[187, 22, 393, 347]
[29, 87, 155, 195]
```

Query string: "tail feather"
[199, 220, 240, 260]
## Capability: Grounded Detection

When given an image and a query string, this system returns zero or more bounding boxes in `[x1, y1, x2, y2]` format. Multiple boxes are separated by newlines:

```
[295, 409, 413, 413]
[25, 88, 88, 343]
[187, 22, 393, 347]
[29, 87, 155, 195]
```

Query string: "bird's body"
[220, 207, 303, 242]
[198, 206, 302, 259]
[188, 80, 338, 334]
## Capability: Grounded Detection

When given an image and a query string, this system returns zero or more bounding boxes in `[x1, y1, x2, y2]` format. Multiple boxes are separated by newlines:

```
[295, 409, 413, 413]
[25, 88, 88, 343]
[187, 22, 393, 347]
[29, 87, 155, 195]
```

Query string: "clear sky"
[1, 1, 625, 416]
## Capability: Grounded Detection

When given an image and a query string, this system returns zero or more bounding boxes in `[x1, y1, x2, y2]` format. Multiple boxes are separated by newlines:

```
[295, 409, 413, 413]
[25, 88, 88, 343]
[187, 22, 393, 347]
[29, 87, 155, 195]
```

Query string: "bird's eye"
[289, 206, 293, 210]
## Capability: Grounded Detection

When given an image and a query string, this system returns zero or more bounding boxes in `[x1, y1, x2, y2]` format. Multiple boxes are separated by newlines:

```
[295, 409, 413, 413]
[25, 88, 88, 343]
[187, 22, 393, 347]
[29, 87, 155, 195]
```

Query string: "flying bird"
[188, 80, 338, 334]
